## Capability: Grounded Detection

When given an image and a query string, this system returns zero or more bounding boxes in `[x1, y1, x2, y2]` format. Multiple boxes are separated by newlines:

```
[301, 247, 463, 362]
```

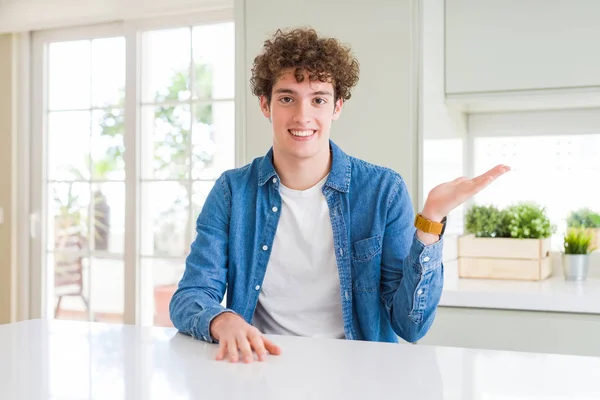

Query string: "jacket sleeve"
[169, 175, 237, 343]
[380, 174, 444, 343]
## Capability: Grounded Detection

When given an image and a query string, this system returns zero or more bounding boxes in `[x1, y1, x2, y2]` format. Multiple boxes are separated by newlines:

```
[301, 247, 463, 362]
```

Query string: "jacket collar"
[258, 140, 351, 193]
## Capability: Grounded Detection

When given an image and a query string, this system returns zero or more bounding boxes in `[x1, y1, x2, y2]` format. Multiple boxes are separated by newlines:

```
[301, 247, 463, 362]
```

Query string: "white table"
[1, 319, 599, 399]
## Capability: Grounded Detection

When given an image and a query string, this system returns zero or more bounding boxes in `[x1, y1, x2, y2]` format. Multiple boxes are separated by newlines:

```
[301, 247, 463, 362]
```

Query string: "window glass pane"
[141, 28, 192, 103]
[91, 37, 125, 108]
[141, 105, 191, 180]
[142, 258, 186, 327]
[192, 22, 235, 100]
[48, 40, 91, 110]
[140, 182, 190, 257]
[49, 183, 90, 252]
[192, 101, 235, 180]
[92, 109, 125, 181]
[474, 134, 600, 250]
[91, 183, 125, 254]
[48, 111, 91, 181]
[191, 181, 215, 225]
[51, 253, 124, 324]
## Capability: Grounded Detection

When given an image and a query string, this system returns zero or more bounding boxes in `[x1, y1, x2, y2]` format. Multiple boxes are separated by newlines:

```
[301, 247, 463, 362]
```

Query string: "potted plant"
[562, 228, 597, 281]
[464, 204, 509, 238]
[459, 202, 556, 281]
[566, 208, 600, 252]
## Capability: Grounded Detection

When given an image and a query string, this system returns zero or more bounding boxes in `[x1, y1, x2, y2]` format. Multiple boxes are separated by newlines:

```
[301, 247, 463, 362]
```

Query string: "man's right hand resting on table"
[210, 313, 282, 363]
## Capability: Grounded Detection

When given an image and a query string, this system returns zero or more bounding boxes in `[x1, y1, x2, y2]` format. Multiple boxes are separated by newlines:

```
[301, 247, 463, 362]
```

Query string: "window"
[422, 108, 600, 260]
[45, 35, 127, 323]
[138, 23, 235, 326]
[473, 134, 600, 250]
[32, 13, 235, 326]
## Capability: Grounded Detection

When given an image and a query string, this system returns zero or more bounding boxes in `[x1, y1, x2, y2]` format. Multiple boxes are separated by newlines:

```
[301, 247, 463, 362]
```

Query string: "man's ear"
[332, 98, 343, 120]
[259, 96, 271, 119]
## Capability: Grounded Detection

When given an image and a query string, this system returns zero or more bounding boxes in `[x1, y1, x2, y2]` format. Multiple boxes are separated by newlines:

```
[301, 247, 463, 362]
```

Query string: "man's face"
[260, 69, 343, 161]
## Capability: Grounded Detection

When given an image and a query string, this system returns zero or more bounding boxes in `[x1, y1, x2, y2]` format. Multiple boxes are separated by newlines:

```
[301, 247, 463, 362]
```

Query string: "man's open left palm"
[424, 164, 511, 220]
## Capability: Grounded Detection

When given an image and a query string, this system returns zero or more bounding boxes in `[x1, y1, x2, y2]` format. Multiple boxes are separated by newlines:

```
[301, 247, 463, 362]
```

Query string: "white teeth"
[289, 130, 314, 137]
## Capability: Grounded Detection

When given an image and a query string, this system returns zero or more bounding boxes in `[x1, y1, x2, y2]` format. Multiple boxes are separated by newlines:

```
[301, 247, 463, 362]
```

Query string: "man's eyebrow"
[312, 90, 334, 96]
[273, 88, 334, 96]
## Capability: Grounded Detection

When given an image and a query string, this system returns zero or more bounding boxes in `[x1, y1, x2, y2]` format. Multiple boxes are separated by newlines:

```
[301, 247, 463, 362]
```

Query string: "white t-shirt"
[252, 175, 345, 339]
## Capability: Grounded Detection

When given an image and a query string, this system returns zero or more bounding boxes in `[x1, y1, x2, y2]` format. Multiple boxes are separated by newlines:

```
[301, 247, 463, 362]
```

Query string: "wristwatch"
[414, 214, 447, 237]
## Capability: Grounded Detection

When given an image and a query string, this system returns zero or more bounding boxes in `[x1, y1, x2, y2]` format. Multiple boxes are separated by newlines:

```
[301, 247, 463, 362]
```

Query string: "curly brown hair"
[250, 28, 360, 105]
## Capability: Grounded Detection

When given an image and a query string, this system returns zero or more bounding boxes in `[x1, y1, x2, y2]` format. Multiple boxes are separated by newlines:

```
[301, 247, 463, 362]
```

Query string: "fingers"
[248, 331, 268, 361]
[227, 338, 239, 363]
[452, 176, 469, 184]
[467, 164, 510, 192]
[216, 340, 227, 361]
[263, 336, 282, 356]
[475, 164, 511, 182]
[213, 323, 281, 363]
[237, 334, 254, 363]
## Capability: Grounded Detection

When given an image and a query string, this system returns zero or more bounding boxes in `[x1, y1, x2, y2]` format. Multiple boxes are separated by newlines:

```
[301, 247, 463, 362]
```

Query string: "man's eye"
[279, 97, 293, 103]
[314, 98, 327, 105]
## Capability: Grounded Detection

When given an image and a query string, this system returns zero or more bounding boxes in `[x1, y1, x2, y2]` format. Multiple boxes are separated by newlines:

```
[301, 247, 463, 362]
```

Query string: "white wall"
[0, 0, 232, 34]
[0, 34, 17, 324]
[236, 0, 421, 202]
[422, 0, 466, 141]
[445, 0, 600, 95]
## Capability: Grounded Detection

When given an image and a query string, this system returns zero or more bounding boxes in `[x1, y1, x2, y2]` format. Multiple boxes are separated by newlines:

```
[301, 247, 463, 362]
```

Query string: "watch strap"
[414, 214, 446, 236]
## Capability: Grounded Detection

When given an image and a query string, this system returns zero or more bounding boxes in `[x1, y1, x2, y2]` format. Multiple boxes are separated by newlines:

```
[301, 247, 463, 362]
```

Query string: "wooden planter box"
[458, 234, 552, 281]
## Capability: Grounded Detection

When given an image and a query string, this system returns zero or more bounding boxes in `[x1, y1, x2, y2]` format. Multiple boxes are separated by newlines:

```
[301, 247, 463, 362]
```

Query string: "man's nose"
[293, 101, 312, 123]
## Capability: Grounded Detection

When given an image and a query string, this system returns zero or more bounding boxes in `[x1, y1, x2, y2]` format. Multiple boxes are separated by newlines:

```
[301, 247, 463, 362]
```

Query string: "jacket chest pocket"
[351, 235, 382, 293]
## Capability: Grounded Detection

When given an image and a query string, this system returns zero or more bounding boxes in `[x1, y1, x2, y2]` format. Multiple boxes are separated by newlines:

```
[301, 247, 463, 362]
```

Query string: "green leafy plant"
[504, 202, 555, 239]
[465, 202, 555, 239]
[564, 228, 596, 254]
[566, 208, 600, 229]
[465, 205, 510, 238]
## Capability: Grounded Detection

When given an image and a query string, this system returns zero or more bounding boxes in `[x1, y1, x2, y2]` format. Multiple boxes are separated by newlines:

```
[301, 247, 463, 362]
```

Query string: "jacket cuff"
[195, 306, 237, 343]
[411, 232, 444, 273]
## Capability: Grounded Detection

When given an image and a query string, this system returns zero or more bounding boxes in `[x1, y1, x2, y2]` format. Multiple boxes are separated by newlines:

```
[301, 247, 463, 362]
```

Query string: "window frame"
[30, 8, 236, 325]
[465, 108, 600, 271]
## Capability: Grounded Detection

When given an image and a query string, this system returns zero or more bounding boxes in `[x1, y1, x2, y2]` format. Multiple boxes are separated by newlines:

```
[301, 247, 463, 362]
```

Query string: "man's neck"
[272, 147, 331, 191]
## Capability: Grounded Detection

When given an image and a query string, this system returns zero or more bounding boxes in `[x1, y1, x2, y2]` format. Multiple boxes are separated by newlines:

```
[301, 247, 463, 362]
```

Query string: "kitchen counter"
[440, 261, 600, 314]
[1, 319, 599, 399]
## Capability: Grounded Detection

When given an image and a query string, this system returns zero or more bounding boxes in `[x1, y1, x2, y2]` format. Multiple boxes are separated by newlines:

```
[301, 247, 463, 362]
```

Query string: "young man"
[169, 28, 509, 363]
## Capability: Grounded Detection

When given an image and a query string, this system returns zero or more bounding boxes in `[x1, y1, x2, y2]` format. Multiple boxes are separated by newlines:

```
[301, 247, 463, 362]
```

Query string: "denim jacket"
[170, 140, 444, 343]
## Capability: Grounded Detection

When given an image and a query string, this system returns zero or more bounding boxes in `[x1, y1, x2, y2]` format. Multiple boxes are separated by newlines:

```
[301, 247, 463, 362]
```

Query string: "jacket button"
[423, 256, 430, 262]
[272, 178, 277, 183]
[262, 245, 268, 251]
[255, 285, 260, 290]
[272, 206, 278, 212]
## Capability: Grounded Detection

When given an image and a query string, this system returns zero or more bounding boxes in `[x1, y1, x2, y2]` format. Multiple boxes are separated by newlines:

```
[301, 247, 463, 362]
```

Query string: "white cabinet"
[445, 0, 600, 95]
[236, 0, 420, 199]
[421, 306, 600, 358]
